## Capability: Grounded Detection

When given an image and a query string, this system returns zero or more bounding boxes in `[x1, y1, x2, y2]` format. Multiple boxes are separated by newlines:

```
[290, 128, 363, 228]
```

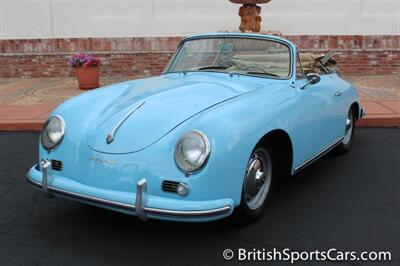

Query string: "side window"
[296, 52, 305, 79]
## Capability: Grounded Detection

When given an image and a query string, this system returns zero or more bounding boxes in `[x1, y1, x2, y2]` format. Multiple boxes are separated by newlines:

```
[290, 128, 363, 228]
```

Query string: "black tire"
[232, 146, 277, 224]
[334, 107, 356, 155]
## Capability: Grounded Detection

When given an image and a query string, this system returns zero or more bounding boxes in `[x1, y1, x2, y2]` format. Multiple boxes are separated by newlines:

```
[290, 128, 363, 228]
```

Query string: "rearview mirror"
[300, 73, 321, 89]
[307, 73, 321, 84]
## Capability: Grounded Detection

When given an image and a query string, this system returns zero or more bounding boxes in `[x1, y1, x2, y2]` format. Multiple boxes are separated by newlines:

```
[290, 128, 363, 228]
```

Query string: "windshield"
[164, 37, 291, 79]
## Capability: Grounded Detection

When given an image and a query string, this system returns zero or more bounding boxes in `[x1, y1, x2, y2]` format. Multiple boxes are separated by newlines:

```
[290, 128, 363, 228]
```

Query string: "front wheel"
[233, 147, 276, 224]
[334, 107, 355, 155]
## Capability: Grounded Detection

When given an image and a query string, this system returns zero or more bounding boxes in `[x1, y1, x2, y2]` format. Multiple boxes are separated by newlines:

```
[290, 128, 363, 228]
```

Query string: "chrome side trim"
[26, 171, 231, 218]
[106, 101, 145, 144]
[294, 137, 344, 174]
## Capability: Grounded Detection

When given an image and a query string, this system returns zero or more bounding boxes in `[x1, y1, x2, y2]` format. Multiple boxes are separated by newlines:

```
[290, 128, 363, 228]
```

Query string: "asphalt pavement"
[0, 129, 399, 266]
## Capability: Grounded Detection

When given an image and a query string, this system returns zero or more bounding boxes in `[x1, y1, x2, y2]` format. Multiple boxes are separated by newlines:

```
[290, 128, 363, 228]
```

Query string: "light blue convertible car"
[27, 33, 364, 223]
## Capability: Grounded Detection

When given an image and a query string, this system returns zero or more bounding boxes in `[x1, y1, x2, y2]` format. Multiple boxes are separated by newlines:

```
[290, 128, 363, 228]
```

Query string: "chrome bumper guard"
[27, 160, 231, 220]
[135, 178, 148, 221]
[40, 159, 54, 198]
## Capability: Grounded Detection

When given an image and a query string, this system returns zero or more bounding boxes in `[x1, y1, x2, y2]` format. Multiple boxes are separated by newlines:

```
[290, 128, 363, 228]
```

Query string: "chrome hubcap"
[244, 150, 272, 210]
[343, 109, 353, 145]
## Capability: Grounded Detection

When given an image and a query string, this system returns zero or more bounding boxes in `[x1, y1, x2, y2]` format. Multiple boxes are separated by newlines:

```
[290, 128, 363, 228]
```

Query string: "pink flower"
[69, 53, 100, 68]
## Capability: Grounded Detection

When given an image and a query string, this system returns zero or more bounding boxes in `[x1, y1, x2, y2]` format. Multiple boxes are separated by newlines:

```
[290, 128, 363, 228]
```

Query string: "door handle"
[334, 91, 343, 97]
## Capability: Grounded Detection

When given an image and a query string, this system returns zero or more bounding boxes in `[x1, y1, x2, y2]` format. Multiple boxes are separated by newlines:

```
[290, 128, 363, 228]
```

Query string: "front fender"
[171, 83, 302, 205]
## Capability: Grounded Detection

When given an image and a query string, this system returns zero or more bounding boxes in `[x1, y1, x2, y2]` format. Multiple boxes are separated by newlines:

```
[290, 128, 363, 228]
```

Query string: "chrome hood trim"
[106, 101, 145, 144]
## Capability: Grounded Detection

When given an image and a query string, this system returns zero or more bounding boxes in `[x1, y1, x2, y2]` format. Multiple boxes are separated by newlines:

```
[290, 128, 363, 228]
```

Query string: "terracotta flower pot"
[74, 66, 100, 90]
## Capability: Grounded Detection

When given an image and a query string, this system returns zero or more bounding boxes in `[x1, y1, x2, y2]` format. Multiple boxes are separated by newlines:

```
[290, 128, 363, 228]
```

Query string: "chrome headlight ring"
[40, 115, 66, 152]
[174, 130, 211, 175]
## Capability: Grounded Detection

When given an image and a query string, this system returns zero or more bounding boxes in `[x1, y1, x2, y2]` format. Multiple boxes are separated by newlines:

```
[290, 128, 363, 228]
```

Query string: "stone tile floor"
[0, 77, 130, 106]
[347, 75, 399, 126]
[0, 75, 399, 130]
[0, 77, 131, 130]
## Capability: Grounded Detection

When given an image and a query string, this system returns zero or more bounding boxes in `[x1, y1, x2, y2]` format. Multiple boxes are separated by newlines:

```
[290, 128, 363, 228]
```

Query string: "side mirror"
[300, 73, 321, 89]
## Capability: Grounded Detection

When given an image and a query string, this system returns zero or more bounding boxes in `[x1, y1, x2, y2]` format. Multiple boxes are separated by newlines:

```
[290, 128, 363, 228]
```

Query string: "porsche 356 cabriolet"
[27, 33, 364, 223]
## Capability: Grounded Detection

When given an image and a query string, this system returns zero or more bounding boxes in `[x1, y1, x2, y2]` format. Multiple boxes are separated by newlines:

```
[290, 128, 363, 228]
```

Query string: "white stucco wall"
[1, 0, 399, 39]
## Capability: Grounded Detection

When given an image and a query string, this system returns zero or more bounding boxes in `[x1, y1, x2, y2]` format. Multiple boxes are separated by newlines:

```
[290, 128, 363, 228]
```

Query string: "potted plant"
[69, 53, 101, 90]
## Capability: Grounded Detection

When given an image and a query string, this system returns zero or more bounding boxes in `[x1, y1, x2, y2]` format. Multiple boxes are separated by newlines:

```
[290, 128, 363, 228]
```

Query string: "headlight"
[174, 130, 210, 174]
[41, 116, 65, 151]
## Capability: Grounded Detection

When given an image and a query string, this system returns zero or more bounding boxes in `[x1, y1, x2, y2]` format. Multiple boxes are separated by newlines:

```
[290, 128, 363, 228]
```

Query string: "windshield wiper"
[197, 65, 228, 71]
[246, 71, 280, 77]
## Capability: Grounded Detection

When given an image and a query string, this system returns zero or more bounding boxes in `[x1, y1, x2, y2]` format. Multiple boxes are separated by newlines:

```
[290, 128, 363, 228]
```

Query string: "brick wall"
[0, 37, 181, 78]
[287, 35, 400, 75]
[1, 36, 399, 78]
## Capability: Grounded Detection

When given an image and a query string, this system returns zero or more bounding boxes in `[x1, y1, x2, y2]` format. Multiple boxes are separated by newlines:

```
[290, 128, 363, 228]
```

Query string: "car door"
[294, 54, 344, 163]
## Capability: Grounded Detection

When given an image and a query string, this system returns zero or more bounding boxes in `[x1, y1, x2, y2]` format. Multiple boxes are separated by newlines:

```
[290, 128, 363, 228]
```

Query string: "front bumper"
[26, 160, 233, 222]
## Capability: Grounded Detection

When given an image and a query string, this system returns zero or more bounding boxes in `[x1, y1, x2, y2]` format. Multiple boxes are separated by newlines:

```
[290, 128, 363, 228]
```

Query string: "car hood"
[85, 73, 261, 154]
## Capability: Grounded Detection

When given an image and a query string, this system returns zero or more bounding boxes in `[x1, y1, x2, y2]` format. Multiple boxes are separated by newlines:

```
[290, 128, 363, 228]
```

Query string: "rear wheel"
[334, 107, 355, 155]
[233, 147, 276, 224]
